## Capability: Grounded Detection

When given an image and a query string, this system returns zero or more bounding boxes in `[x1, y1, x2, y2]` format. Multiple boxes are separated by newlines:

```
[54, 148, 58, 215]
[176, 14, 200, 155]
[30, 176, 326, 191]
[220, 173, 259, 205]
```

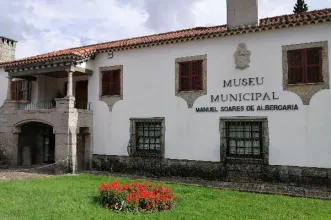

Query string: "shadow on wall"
[18, 122, 55, 166]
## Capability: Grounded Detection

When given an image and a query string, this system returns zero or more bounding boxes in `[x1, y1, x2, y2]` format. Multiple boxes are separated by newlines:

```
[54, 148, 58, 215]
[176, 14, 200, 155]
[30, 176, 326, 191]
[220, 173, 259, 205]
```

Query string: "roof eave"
[2, 53, 93, 71]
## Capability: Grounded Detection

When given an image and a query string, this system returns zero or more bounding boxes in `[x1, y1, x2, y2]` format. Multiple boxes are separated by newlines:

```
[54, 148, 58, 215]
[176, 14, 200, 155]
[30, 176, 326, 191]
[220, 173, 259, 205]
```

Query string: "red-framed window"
[11, 80, 31, 101]
[178, 60, 203, 91]
[101, 70, 121, 96]
[287, 47, 323, 84]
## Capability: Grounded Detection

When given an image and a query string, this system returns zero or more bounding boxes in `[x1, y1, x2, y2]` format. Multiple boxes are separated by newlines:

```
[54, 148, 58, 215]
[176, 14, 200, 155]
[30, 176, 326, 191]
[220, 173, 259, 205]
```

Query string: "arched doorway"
[18, 122, 55, 166]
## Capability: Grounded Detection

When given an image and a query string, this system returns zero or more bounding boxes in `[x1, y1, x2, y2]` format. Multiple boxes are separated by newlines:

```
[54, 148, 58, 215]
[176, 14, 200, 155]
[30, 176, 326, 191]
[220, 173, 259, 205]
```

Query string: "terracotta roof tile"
[1, 8, 330, 69]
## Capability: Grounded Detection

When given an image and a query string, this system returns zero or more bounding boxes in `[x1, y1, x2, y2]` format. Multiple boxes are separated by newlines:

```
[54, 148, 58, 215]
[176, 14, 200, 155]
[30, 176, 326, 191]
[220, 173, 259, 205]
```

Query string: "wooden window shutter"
[110, 70, 121, 95]
[288, 50, 304, 84]
[179, 62, 190, 91]
[191, 60, 202, 90]
[11, 81, 17, 101]
[306, 47, 322, 83]
[101, 71, 111, 96]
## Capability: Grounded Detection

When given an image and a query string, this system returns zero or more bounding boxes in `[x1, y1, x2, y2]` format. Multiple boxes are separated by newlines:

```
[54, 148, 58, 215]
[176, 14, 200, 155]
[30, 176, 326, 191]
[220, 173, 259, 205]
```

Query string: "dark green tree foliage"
[293, 0, 309, 13]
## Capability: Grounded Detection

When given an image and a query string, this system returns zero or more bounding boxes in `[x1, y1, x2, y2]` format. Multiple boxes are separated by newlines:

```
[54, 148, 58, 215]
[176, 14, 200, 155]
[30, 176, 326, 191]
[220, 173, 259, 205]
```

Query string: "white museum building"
[0, 0, 331, 187]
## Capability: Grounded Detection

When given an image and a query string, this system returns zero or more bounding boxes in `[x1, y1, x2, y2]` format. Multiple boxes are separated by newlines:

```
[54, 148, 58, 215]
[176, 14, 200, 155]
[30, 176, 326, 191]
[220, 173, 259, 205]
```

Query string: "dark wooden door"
[75, 80, 88, 109]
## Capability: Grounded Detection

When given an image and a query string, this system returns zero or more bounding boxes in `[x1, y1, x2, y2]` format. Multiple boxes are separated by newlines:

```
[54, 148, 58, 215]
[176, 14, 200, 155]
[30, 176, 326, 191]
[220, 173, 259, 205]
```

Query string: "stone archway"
[17, 122, 55, 166]
[14, 119, 54, 128]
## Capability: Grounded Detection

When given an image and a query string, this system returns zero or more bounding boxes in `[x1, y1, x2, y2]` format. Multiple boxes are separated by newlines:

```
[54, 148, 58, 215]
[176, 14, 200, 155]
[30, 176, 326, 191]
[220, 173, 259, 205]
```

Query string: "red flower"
[98, 180, 176, 213]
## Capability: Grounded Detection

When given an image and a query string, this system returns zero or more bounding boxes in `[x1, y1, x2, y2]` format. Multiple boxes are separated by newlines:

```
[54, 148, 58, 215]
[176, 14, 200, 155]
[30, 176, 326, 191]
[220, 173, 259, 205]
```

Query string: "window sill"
[287, 82, 324, 86]
[225, 156, 264, 162]
[99, 94, 123, 111]
[177, 90, 204, 93]
[175, 89, 207, 108]
[100, 95, 121, 98]
[132, 150, 163, 158]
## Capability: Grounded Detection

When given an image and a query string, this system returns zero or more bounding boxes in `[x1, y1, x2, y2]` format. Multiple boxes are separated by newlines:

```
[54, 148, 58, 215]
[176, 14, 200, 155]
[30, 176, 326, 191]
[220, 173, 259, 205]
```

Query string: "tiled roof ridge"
[261, 8, 331, 19]
[17, 25, 228, 55]
[1, 7, 330, 69]
[0, 25, 226, 66]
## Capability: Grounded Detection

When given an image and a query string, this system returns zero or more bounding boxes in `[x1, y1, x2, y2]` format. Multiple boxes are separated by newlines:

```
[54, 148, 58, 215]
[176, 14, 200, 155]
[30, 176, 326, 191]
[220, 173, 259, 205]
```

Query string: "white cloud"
[0, 0, 330, 59]
[1, 0, 152, 59]
[18, 32, 82, 58]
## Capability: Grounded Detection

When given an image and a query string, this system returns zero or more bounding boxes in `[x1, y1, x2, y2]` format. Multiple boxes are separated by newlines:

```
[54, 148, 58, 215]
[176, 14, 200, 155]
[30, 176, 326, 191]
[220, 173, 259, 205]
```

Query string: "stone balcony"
[0, 97, 93, 129]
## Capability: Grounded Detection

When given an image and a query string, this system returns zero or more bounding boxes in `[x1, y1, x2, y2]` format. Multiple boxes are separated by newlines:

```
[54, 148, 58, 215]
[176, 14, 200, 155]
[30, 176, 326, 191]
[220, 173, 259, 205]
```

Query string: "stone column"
[69, 127, 77, 174]
[54, 127, 77, 174]
[54, 127, 70, 174]
[8, 127, 20, 166]
[66, 70, 73, 97]
[6, 76, 12, 101]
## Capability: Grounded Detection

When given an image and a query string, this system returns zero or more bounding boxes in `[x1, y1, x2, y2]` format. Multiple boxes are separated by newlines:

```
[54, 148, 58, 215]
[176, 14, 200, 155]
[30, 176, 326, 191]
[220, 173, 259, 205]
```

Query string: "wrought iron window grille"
[220, 117, 269, 165]
[129, 118, 165, 158]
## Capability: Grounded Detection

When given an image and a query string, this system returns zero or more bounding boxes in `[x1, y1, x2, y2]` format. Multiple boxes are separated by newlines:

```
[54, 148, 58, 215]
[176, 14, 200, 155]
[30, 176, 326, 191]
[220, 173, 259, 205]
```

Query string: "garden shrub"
[98, 180, 177, 213]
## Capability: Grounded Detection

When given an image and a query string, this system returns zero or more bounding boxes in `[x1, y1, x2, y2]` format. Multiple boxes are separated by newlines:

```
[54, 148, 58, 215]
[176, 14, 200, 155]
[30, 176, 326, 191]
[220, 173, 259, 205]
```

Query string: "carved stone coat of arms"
[234, 43, 251, 70]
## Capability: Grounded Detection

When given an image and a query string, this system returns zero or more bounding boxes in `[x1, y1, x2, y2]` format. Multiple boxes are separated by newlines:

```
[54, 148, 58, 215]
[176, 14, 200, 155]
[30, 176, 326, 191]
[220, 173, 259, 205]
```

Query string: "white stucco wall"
[0, 68, 8, 106]
[88, 23, 331, 169]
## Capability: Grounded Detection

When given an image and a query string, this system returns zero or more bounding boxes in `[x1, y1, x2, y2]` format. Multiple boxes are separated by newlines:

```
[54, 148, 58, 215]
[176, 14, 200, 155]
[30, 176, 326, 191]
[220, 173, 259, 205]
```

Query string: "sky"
[0, 0, 330, 59]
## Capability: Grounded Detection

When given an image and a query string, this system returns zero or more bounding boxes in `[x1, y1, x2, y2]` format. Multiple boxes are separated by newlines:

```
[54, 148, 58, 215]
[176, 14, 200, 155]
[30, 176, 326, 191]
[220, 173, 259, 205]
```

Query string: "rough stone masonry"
[0, 36, 16, 63]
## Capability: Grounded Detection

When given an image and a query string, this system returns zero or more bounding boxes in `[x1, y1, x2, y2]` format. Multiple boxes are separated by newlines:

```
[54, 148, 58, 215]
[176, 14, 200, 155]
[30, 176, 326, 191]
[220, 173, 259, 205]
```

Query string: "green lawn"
[0, 174, 330, 220]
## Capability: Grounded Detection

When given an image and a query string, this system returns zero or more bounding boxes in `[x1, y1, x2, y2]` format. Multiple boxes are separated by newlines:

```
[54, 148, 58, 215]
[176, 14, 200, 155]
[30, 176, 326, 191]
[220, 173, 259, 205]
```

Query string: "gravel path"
[87, 171, 331, 200]
[0, 164, 54, 181]
[0, 171, 51, 181]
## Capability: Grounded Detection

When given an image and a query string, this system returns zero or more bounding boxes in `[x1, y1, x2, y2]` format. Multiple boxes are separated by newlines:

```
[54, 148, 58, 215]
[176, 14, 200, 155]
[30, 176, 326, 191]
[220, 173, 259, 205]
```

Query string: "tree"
[293, 0, 309, 14]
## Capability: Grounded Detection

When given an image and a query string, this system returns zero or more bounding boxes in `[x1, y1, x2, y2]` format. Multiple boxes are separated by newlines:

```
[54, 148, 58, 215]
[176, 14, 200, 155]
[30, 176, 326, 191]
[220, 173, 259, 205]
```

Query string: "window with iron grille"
[101, 69, 121, 96]
[220, 117, 269, 162]
[287, 47, 323, 84]
[129, 118, 165, 157]
[179, 60, 203, 91]
[11, 80, 31, 101]
[225, 121, 263, 158]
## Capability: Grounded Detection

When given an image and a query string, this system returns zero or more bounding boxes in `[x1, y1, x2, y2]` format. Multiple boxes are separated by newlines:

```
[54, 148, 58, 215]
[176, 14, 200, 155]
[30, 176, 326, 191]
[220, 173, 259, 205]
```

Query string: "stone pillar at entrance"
[54, 127, 77, 174]
[69, 127, 77, 174]
[54, 132, 69, 173]
[6, 127, 20, 166]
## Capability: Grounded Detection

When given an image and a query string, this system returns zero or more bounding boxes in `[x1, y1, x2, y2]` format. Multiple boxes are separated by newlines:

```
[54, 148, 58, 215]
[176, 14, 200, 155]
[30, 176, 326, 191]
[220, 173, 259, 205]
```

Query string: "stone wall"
[0, 37, 16, 63]
[0, 99, 93, 173]
[92, 155, 224, 180]
[92, 155, 331, 189]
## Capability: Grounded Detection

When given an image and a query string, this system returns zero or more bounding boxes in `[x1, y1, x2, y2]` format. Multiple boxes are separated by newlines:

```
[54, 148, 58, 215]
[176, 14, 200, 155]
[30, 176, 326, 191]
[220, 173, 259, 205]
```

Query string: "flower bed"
[98, 180, 177, 213]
